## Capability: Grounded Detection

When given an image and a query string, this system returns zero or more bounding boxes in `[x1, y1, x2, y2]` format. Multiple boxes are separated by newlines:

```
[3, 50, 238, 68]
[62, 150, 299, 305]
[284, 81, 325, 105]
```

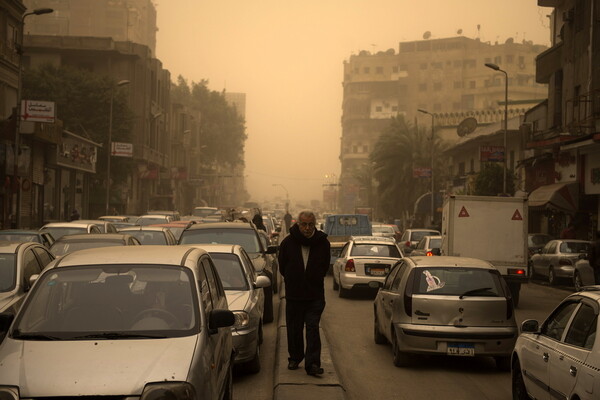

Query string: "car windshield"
[0, 233, 39, 243]
[179, 228, 261, 253]
[0, 254, 17, 293]
[12, 265, 198, 340]
[411, 231, 439, 242]
[560, 242, 590, 254]
[193, 208, 218, 217]
[40, 227, 87, 240]
[350, 244, 401, 257]
[50, 241, 124, 257]
[136, 217, 168, 226]
[373, 226, 395, 234]
[127, 231, 167, 245]
[210, 253, 249, 290]
[413, 267, 503, 297]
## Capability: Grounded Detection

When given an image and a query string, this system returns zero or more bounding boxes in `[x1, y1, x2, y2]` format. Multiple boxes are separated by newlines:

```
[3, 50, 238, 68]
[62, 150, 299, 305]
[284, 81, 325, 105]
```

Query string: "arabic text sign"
[111, 142, 133, 157]
[20, 100, 55, 123]
[480, 145, 504, 162]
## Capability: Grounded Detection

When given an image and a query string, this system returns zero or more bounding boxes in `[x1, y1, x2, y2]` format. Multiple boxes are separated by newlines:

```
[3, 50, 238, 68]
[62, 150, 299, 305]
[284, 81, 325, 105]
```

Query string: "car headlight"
[232, 311, 250, 329]
[0, 387, 19, 400]
[140, 382, 196, 400]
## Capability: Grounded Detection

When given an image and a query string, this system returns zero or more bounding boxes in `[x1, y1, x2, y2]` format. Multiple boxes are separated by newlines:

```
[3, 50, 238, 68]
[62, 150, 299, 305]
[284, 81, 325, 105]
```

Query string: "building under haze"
[340, 35, 548, 213]
[22, 0, 157, 55]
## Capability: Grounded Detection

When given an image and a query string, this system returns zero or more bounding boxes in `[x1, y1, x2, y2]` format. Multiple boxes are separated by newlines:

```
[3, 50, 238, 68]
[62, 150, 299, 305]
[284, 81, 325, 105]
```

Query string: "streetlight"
[485, 62, 508, 195]
[105, 79, 130, 215]
[12, 7, 53, 227]
[272, 184, 289, 209]
[418, 109, 435, 226]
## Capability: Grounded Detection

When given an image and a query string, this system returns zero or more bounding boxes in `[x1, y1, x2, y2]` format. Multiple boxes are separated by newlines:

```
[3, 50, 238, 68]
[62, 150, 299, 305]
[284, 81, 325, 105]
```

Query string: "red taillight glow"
[345, 259, 356, 272]
[507, 268, 526, 275]
[405, 241, 411, 247]
[426, 251, 433, 256]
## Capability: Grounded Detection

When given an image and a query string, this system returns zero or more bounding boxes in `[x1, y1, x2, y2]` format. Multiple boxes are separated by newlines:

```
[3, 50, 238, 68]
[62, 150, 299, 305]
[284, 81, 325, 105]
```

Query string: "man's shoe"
[287, 360, 300, 370]
[306, 365, 324, 376]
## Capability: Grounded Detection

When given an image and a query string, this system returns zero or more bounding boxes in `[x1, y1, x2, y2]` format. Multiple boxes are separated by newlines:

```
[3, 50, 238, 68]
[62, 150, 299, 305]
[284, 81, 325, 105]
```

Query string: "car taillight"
[426, 251, 433, 256]
[559, 259, 573, 266]
[345, 259, 355, 272]
[507, 268, 526, 276]
[405, 241, 411, 247]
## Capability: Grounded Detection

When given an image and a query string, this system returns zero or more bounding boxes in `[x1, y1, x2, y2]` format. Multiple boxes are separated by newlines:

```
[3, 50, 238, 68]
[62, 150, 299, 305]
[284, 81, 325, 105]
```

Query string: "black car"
[179, 221, 278, 323]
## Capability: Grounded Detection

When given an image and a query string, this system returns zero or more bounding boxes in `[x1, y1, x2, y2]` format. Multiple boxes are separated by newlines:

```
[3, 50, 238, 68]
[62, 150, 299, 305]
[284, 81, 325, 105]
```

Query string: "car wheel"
[548, 267, 556, 285]
[574, 271, 583, 292]
[512, 363, 531, 400]
[494, 356, 510, 371]
[222, 363, 233, 400]
[263, 286, 274, 323]
[392, 328, 412, 367]
[332, 275, 339, 291]
[374, 311, 387, 344]
[245, 343, 261, 374]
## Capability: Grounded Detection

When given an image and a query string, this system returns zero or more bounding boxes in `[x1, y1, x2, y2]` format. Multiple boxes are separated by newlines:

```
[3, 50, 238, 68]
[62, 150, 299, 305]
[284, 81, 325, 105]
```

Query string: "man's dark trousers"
[286, 298, 326, 370]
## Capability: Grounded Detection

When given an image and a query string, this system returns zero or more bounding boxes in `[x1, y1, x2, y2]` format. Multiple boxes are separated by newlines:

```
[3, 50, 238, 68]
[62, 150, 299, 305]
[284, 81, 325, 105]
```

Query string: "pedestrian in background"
[252, 208, 266, 231]
[278, 210, 330, 376]
[284, 211, 292, 234]
[69, 209, 80, 221]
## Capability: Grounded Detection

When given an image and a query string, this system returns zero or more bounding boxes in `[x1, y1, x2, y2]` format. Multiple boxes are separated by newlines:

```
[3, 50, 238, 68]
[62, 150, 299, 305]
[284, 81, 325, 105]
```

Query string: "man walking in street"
[283, 210, 292, 234]
[278, 210, 330, 376]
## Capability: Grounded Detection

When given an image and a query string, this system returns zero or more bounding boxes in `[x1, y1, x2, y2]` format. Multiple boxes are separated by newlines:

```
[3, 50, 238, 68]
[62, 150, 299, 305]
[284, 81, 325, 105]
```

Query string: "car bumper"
[232, 326, 259, 363]
[340, 272, 387, 289]
[394, 323, 517, 357]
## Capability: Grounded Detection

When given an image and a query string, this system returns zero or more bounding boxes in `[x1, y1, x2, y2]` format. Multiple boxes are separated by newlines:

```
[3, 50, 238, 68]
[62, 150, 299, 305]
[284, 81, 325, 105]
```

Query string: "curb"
[273, 288, 346, 400]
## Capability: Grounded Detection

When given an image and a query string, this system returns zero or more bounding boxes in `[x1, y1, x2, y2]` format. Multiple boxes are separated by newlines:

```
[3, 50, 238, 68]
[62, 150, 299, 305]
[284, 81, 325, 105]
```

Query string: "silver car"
[333, 236, 403, 298]
[372, 256, 517, 369]
[194, 244, 270, 373]
[530, 239, 591, 285]
[410, 235, 442, 256]
[512, 287, 600, 400]
[39, 222, 102, 240]
[119, 226, 178, 245]
[0, 246, 235, 400]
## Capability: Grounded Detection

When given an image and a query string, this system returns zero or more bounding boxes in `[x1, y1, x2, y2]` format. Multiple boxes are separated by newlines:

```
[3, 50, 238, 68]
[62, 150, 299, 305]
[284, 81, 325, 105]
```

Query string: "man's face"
[298, 215, 316, 238]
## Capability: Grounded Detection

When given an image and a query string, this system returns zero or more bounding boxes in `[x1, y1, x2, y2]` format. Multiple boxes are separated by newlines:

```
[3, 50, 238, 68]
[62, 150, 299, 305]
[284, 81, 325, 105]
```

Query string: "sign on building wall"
[20, 100, 55, 123]
[555, 150, 577, 183]
[111, 142, 133, 157]
[54, 132, 98, 173]
[480, 146, 504, 162]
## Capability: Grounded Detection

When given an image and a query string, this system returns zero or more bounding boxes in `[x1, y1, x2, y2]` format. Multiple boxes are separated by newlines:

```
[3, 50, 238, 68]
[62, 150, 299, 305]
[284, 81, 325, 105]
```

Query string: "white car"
[512, 287, 600, 400]
[332, 236, 403, 298]
[39, 222, 102, 240]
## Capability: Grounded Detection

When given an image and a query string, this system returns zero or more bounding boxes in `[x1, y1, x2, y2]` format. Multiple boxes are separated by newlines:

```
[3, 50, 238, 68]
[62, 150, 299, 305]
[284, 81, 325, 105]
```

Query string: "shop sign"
[480, 146, 504, 162]
[55, 133, 97, 173]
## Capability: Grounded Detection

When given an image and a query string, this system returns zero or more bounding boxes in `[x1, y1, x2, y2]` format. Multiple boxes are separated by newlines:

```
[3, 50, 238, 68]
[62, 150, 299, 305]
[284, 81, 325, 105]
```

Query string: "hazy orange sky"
[155, 1, 552, 207]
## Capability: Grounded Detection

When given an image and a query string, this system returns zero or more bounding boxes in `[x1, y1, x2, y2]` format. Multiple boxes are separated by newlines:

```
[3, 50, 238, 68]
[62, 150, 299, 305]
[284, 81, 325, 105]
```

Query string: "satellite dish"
[423, 31, 431, 39]
[457, 117, 478, 137]
[457, 29, 463, 35]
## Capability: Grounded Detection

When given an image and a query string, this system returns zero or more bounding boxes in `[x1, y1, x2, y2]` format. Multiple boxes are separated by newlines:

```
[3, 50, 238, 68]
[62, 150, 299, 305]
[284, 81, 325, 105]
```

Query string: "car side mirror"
[254, 275, 271, 288]
[521, 319, 539, 333]
[430, 248, 441, 256]
[208, 309, 235, 334]
[26, 274, 39, 291]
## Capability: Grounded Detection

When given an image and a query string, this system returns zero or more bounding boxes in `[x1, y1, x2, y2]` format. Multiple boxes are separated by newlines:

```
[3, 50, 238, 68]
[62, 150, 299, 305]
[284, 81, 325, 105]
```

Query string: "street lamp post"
[485, 62, 508, 195]
[105, 80, 130, 215]
[272, 184, 289, 210]
[13, 8, 53, 228]
[418, 109, 435, 226]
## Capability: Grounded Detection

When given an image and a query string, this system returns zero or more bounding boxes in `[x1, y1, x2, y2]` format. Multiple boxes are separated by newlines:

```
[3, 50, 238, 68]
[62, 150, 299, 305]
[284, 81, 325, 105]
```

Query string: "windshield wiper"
[459, 287, 494, 299]
[69, 332, 168, 340]
[12, 331, 62, 340]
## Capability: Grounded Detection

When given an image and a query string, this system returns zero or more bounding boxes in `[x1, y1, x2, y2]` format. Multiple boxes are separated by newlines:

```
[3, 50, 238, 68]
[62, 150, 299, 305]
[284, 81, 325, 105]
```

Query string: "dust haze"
[155, 0, 551, 207]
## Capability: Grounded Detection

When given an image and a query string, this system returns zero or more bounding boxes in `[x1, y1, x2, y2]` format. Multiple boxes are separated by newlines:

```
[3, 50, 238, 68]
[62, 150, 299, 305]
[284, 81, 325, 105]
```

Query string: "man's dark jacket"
[278, 224, 330, 301]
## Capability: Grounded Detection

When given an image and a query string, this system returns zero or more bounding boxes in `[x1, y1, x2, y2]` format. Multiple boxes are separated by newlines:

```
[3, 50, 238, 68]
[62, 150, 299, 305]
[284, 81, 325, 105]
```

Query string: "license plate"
[369, 268, 386, 276]
[447, 343, 474, 356]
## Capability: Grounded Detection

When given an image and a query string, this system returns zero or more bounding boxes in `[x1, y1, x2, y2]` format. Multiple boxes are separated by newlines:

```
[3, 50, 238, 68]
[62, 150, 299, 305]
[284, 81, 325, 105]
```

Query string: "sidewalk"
[273, 288, 346, 400]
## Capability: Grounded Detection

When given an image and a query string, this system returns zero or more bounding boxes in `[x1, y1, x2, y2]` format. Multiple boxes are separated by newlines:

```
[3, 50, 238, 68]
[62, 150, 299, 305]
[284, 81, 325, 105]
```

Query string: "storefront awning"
[528, 182, 579, 212]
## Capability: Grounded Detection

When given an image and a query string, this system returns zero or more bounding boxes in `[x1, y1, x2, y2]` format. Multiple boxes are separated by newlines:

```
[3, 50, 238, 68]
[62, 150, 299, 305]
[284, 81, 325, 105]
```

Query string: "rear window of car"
[429, 238, 441, 248]
[350, 244, 401, 258]
[560, 242, 590, 254]
[129, 231, 167, 245]
[50, 241, 123, 257]
[0, 254, 17, 292]
[413, 267, 503, 296]
[411, 231, 439, 242]
[210, 253, 249, 290]
[179, 228, 261, 253]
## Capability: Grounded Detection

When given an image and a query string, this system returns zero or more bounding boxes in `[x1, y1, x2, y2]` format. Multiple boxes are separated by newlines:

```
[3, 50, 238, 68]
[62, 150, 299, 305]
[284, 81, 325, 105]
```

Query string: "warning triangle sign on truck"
[458, 206, 469, 217]
[511, 209, 523, 220]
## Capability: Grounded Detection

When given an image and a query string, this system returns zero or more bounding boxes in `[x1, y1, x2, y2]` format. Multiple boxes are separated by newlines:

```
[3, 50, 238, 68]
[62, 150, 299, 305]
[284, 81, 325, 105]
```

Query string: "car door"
[375, 263, 400, 339]
[334, 243, 350, 282]
[521, 300, 580, 400]
[380, 261, 408, 339]
[547, 300, 597, 400]
[535, 242, 554, 277]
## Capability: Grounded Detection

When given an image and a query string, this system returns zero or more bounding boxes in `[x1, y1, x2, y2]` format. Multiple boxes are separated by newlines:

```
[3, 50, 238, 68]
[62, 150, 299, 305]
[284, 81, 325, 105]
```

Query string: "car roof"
[119, 226, 171, 233]
[186, 243, 239, 254]
[407, 256, 495, 269]
[351, 236, 397, 243]
[42, 222, 98, 228]
[53, 233, 134, 242]
[185, 222, 253, 230]
[51, 245, 207, 267]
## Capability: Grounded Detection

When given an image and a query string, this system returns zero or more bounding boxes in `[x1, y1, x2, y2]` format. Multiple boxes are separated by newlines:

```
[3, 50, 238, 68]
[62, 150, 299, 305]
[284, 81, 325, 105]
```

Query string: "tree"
[370, 115, 448, 221]
[472, 163, 516, 196]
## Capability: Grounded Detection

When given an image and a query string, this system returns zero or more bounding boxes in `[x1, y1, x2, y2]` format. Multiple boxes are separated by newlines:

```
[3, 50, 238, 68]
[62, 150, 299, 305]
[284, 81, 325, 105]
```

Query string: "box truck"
[441, 195, 528, 306]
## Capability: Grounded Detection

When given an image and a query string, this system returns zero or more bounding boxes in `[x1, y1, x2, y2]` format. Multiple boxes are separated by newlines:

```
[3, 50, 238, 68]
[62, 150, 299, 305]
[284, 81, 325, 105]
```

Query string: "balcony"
[564, 89, 600, 136]
[536, 42, 562, 84]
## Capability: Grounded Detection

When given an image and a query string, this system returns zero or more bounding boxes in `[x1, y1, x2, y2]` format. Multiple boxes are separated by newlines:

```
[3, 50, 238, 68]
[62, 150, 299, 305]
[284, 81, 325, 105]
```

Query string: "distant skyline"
[155, 1, 553, 207]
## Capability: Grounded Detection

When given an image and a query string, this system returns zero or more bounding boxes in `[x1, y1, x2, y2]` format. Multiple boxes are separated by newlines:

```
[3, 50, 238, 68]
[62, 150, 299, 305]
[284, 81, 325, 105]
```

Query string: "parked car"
[574, 255, 596, 291]
[371, 223, 400, 241]
[512, 287, 600, 400]
[410, 235, 442, 256]
[193, 244, 270, 373]
[75, 219, 118, 233]
[134, 214, 174, 226]
[98, 215, 131, 223]
[332, 236, 403, 298]
[0, 241, 55, 317]
[0, 230, 55, 248]
[399, 228, 440, 254]
[530, 239, 592, 285]
[118, 226, 178, 245]
[0, 246, 235, 400]
[49, 233, 141, 258]
[527, 233, 553, 258]
[372, 256, 517, 369]
[39, 222, 102, 240]
[179, 222, 277, 323]
[149, 221, 198, 241]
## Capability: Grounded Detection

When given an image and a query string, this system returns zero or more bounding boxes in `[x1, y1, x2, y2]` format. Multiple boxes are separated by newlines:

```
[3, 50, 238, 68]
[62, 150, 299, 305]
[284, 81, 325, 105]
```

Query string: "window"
[494, 56, 502, 64]
[506, 54, 514, 63]
[453, 81, 462, 89]
[542, 301, 579, 341]
[564, 303, 597, 349]
[22, 250, 43, 288]
[469, 81, 476, 89]
[392, 66, 399, 73]
[383, 264, 400, 290]
[202, 258, 223, 306]
[376, 66, 383, 74]
[363, 67, 370, 74]
[340, 243, 350, 257]
[391, 263, 406, 291]
[33, 247, 53, 266]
